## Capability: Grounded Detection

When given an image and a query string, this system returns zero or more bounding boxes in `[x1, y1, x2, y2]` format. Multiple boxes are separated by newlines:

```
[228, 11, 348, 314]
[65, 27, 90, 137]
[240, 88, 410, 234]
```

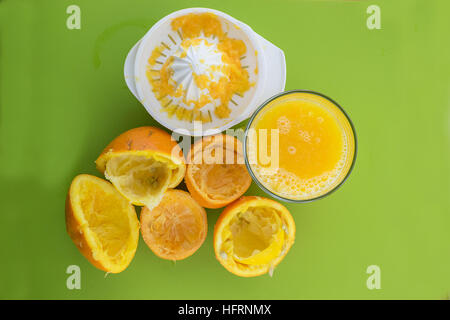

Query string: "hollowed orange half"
[214, 196, 295, 277]
[185, 134, 251, 209]
[140, 189, 207, 261]
[65, 174, 140, 273]
[95, 126, 186, 209]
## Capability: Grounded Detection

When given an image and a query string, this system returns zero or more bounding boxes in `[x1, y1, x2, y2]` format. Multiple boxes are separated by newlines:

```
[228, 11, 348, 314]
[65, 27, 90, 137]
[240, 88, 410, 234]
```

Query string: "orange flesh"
[140, 190, 207, 260]
[251, 97, 347, 199]
[228, 207, 283, 261]
[69, 175, 139, 273]
[214, 197, 296, 277]
[192, 162, 249, 201]
[147, 13, 252, 121]
[78, 179, 132, 261]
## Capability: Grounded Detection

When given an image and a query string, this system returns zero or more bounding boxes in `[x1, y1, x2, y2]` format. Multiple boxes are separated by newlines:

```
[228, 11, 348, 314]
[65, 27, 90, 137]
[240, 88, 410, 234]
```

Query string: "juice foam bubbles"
[247, 92, 355, 201]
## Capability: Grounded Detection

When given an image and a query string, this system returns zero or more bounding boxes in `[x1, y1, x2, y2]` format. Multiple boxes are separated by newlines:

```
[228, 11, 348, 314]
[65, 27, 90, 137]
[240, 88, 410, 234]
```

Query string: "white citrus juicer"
[124, 8, 286, 136]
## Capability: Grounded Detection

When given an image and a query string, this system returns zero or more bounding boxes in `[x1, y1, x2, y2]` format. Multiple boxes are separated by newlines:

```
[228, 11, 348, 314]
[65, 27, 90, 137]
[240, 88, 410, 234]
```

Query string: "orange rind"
[185, 134, 251, 209]
[95, 126, 186, 209]
[140, 189, 207, 261]
[65, 174, 140, 273]
[214, 196, 295, 277]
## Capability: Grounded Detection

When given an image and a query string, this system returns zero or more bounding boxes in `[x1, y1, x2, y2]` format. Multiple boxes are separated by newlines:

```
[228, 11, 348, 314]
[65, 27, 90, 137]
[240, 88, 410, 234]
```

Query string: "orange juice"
[246, 91, 356, 201]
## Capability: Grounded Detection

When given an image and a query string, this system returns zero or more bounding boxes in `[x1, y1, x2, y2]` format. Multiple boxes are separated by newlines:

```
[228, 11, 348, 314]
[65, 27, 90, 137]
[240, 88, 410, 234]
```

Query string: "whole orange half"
[214, 196, 295, 277]
[185, 134, 251, 209]
[66, 174, 140, 273]
[140, 189, 208, 261]
[95, 126, 186, 209]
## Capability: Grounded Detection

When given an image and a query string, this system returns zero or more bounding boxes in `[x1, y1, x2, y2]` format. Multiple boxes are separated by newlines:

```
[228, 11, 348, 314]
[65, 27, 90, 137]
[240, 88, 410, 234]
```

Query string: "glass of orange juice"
[244, 90, 357, 202]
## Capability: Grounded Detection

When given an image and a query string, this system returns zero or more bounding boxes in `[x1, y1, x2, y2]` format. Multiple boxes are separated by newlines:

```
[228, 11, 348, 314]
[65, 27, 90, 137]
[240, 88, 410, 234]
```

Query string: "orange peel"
[185, 134, 251, 209]
[140, 189, 207, 261]
[65, 174, 139, 273]
[214, 196, 295, 277]
[95, 126, 185, 209]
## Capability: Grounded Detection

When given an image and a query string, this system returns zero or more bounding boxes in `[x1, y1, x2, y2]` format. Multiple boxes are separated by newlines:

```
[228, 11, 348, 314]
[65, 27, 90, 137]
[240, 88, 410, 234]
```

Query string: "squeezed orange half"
[247, 91, 356, 201]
